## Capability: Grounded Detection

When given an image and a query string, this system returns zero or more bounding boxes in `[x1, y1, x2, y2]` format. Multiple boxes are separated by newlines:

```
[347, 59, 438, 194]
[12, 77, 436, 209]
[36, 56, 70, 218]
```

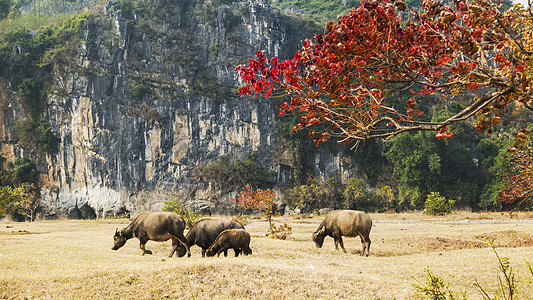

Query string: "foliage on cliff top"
[0, 12, 93, 118]
[270, 0, 362, 24]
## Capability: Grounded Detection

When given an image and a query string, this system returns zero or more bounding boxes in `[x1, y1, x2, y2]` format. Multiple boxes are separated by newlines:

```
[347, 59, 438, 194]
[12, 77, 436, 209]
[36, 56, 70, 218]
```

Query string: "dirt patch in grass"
[371, 228, 533, 257]
[0, 229, 47, 235]
[475, 230, 533, 247]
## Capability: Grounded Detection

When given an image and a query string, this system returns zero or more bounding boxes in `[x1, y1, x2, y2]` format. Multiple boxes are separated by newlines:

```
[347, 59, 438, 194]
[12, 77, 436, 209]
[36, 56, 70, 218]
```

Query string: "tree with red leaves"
[233, 185, 278, 235]
[236, 0, 533, 145]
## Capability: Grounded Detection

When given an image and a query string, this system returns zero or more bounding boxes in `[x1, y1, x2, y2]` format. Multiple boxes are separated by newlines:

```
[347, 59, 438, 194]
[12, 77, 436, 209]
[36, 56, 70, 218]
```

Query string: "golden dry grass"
[1, 212, 532, 299]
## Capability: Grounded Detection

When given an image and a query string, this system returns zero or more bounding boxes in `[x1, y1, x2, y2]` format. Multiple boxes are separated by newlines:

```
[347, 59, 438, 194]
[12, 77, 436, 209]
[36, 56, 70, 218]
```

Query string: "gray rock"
[0, 0, 360, 218]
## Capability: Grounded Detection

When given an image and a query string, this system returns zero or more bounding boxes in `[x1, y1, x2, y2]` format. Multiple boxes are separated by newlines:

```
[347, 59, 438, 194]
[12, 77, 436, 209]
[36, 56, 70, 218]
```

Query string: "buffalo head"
[206, 249, 216, 257]
[312, 231, 326, 248]
[112, 228, 127, 250]
[176, 244, 187, 257]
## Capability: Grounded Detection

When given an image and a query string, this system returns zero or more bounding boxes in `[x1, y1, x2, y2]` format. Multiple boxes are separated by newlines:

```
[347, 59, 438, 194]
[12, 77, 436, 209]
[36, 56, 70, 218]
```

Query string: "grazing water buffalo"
[312, 210, 372, 256]
[176, 218, 245, 257]
[206, 229, 252, 257]
[111, 212, 190, 257]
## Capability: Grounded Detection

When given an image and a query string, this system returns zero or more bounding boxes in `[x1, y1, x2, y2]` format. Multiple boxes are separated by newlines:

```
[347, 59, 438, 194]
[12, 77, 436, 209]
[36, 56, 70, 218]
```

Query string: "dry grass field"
[1, 212, 533, 299]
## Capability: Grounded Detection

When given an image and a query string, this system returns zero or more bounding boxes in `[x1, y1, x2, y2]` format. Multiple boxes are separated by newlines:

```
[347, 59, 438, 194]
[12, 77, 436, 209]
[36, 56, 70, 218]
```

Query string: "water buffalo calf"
[177, 218, 244, 257]
[112, 212, 190, 257]
[312, 210, 372, 256]
[206, 229, 252, 257]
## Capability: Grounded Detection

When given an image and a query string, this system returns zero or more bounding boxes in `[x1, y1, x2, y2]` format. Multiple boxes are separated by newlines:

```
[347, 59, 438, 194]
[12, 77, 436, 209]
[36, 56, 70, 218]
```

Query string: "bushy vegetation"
[200, 153, 277, 191]
[272, 127, 516, 213]
[414, 268, 466, 300]
[0, 182, 40, 221]
[0, 158, 40, 220]
[14, 119, 60, 153]
[271, 99, 515, 213]
[161, 198, 200, 229]
[269, 0, 361, 24]
[0, 11, 93, 128]
[424, 192, 455, 216]
[128, 81, 150, 99]
[284, 177, 343, 211]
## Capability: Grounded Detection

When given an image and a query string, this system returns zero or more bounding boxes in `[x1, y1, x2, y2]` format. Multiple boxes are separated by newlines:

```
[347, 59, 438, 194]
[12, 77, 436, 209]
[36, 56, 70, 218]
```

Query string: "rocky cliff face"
[0, 0, 360, 217]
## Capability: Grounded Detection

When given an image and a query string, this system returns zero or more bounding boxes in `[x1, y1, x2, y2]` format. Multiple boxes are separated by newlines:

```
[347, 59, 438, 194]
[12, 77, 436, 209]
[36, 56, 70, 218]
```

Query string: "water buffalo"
[112, 212, 190, 257]
[176, 218, 244, 257]
[206, 228, 252, 257]
[312, 210, 372, 256]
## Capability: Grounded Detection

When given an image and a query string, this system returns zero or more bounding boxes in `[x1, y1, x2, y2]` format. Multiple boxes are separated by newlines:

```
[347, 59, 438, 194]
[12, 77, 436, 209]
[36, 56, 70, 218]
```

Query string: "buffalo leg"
[216, 247, 227, 257]
[140, 242, 152, 255]
[234, 249, 241, 257]
[364, 238, 371, 257]
[169, 238, 178, 257]
[338, 236, 347, 253]
[172, 232, 191, 257]
[359, 236, 366, 256]
[333, 236, 340, 251]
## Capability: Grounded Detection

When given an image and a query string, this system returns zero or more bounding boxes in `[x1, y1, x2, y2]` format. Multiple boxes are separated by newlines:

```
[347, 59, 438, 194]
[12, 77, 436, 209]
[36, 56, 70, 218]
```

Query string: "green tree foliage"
[17, 78, 44, 120]
[0, 12, 93, 121]
[343, 176, 369, 209]
[375, 185, 397, 211]
[383, 131, 442, 208]
[14, 119, 35, 148]
[161, 198, 200, 229]
[11, 158, 39, 187]
[201, 154, 276, 191]
[0, 186, 17, 218]
[284, 183, 317, 210]
[476, 138, 512, 210]
[269, 0, 361, 24]
[36, 122, 61, 153]
[0, 183, 40, 221]
[424, 192, 455, 216]
[119, 0, 137, 19]
[11, 182, 40, 221]
[14, 119, 60, 153]
[0, 0, 13, 20]
[128, 81, 150, 99]
[284, 177, 342, 211]
[0, 158, 38, 188]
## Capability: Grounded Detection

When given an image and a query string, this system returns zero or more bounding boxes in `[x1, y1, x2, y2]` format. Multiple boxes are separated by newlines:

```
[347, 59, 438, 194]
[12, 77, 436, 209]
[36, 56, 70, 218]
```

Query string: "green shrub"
[414, 268, 465, 300]
[14, 119, 35, 148]
[119, 0, 137, 19]
[37, 122, 60, 153]
[424, 192, 455, 216]
[161, 199, 199, 229]
[231, 214, 249, 226]
[128, 81, 150, 99]
[343, 177, 369, 209]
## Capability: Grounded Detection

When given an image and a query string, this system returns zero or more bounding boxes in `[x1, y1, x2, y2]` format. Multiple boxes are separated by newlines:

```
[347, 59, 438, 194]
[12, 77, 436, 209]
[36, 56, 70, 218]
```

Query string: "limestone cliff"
[0, 0, 360, 217]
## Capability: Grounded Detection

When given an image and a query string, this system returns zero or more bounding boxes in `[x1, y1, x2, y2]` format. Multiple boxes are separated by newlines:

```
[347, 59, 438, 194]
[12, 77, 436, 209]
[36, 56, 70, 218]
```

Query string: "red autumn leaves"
[236, 0, 532, 144]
